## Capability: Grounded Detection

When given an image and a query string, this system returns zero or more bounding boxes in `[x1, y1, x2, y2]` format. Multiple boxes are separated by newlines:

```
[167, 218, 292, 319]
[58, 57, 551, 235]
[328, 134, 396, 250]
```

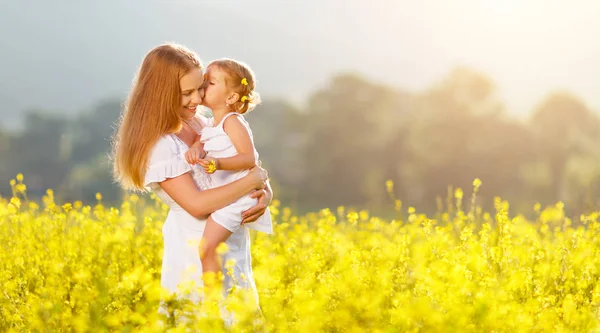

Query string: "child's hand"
[185, 144, 206, 165]
[198, 157, 219, 174]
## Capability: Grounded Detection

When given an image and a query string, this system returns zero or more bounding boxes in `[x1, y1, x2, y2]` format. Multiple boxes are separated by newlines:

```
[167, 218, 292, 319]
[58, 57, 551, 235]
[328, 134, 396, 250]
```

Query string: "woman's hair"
[112, 43, 202, 191]
[209, 58, 261, 114]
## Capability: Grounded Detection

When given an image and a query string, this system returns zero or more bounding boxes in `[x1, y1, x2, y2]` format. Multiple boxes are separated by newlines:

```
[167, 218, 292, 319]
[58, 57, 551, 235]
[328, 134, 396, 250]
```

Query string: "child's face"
[201, 65, 233, 110]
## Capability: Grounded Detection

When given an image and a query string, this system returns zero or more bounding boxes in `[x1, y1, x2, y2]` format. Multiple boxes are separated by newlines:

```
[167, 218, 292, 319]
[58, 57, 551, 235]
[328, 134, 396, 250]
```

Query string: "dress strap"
[217, 112, 242, 129]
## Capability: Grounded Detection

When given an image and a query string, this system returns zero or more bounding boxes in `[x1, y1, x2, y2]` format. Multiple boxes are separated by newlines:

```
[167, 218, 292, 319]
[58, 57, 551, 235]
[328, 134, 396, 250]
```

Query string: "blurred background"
[1, 0, 599, 215]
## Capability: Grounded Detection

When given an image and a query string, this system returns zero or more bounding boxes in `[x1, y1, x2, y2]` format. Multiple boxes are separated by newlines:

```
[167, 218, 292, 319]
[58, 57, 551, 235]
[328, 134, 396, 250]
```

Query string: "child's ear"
[226, 93, 240, 105]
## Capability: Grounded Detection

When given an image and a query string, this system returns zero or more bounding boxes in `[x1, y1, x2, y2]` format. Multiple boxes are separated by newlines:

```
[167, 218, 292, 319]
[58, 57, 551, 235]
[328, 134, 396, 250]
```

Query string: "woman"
[111, 43, 271, 317]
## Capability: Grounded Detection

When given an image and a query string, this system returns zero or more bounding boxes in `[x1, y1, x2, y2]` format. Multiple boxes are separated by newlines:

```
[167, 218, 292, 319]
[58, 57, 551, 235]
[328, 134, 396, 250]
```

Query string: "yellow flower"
[394, 200, 402, 212]
[455, 188, 463, 200]
[241, 78, 248, 86]
[216, 242, 229, 255]
[225, 259, 236, 269]
[9, 179, 16, 187]
[241, 96, 248, 103]
[129, 194, 139, 203]
[95, 193, 102, 201]
[16, 184, 26, 193]
[62, 203, 73, 213]
[347, 212, 358, 225]
[337, 206, 345, 217]
[359, 210, 369, 221]
[385, 180, 394, 194]
[16, 173, 23, 182]
[10, 197, 21, 209]
[207, 160, 217, 174]
[2, 180, 600, 331]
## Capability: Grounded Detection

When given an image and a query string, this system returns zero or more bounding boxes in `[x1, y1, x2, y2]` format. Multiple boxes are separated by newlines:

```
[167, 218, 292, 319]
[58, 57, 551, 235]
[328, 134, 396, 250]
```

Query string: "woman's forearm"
[159, 172, 255, 217]
[193, 178, 256, 215]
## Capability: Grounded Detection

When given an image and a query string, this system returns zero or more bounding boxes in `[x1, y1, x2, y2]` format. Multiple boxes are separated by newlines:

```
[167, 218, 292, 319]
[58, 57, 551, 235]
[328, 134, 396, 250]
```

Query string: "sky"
[234, 0, 600, 116]
[1, 0, 599, 126]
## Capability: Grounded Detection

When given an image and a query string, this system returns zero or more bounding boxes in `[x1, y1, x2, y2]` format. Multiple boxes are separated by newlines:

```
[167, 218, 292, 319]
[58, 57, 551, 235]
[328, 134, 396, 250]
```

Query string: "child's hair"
[209, 58, 261, 114]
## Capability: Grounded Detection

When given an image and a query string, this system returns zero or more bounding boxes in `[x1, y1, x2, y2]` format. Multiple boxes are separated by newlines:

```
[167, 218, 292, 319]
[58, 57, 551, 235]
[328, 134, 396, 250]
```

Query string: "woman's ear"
[226, 93, 240, 105]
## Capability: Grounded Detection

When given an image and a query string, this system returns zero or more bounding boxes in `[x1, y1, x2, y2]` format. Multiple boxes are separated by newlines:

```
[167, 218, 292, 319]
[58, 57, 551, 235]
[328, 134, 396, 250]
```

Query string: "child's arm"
[184, 137, 206, 165]
[199, 115, 255, 172]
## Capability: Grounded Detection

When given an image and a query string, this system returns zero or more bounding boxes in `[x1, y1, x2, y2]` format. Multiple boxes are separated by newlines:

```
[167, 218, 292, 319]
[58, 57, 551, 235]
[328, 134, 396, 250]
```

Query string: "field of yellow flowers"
[1, 175, 600, 332]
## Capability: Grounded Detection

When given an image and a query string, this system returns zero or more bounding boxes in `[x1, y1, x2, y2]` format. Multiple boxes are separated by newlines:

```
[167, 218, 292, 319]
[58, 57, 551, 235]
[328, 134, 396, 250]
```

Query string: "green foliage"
[1, 69, 599, 214]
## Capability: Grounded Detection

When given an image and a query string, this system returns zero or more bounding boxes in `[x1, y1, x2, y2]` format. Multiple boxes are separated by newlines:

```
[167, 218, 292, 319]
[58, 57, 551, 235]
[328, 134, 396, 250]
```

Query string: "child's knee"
[199, 241, 218, 259]
[200, 241, 227, 256]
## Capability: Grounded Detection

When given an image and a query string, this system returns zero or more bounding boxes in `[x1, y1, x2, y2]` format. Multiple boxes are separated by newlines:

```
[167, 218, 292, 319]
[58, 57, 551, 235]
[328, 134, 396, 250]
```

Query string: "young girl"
[184, 58, 273, 283]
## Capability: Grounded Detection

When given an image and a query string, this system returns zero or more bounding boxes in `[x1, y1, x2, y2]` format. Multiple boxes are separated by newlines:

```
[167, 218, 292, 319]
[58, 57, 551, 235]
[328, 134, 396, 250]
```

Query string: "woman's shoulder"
[149, 135, 179, 163]
[144, 134, 190, 186]
[153, 134, 177, 151]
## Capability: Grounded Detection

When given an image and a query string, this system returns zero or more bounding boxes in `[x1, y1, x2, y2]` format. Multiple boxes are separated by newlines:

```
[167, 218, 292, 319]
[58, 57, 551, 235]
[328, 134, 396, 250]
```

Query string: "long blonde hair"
[112, 44, 202, 191]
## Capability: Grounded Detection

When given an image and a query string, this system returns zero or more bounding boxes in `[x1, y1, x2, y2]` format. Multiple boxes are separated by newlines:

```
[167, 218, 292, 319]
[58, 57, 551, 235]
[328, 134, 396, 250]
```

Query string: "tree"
[402, 67, 535, 211]
[2, 112, 71, 198]
[530, 92, 599, 202]
[301, 73, 398, 210]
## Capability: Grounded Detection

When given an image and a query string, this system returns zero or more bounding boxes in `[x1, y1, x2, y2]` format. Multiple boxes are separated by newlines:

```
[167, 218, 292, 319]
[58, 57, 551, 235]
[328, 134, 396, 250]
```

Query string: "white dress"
[199, 112, 273, 234]
[144, 130, 259, 308]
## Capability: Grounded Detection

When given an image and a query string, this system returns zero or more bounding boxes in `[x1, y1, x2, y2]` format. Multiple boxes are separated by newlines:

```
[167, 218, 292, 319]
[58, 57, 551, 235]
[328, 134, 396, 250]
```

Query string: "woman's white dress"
[144, 130, 259, 307]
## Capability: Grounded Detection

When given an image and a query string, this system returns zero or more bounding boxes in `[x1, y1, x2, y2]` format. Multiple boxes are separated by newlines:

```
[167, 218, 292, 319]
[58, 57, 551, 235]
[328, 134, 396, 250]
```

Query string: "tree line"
[1, 67, 599, 216]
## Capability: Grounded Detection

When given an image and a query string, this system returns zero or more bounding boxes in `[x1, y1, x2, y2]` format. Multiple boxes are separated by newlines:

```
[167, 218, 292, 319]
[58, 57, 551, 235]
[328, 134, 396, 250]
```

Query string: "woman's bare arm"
[158, 168, 266, 217]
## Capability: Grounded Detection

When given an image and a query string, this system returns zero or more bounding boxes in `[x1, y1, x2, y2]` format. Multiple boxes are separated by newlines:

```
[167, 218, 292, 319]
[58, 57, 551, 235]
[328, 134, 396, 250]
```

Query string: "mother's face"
[179, 68, 204, 120]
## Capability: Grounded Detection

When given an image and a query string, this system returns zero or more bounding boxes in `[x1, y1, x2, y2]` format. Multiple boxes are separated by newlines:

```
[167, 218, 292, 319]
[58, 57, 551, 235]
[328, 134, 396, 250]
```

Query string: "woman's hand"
[242, 169, 273, 223]
[246, 165, 268, 190]
[242, 187, 272, 224]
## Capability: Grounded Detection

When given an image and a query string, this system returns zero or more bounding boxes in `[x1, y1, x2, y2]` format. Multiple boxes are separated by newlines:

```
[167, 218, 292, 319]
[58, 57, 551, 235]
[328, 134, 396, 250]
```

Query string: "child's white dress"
[198, 112, 273, 234]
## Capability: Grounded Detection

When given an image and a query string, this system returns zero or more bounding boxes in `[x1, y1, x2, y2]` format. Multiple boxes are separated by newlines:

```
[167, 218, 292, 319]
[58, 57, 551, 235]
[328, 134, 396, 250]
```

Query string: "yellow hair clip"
[241, 78, 248, 86]
[241, 96, 248, 103]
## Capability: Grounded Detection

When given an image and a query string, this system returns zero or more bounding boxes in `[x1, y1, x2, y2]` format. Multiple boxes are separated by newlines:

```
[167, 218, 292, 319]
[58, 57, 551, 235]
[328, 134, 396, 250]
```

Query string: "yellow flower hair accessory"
[241, 78, 248, 86]
[241, 96, 248, 103]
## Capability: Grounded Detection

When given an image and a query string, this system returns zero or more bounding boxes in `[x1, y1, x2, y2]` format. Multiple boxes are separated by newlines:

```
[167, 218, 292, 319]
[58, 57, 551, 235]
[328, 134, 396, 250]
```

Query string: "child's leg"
[199, 216, 233, 294]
